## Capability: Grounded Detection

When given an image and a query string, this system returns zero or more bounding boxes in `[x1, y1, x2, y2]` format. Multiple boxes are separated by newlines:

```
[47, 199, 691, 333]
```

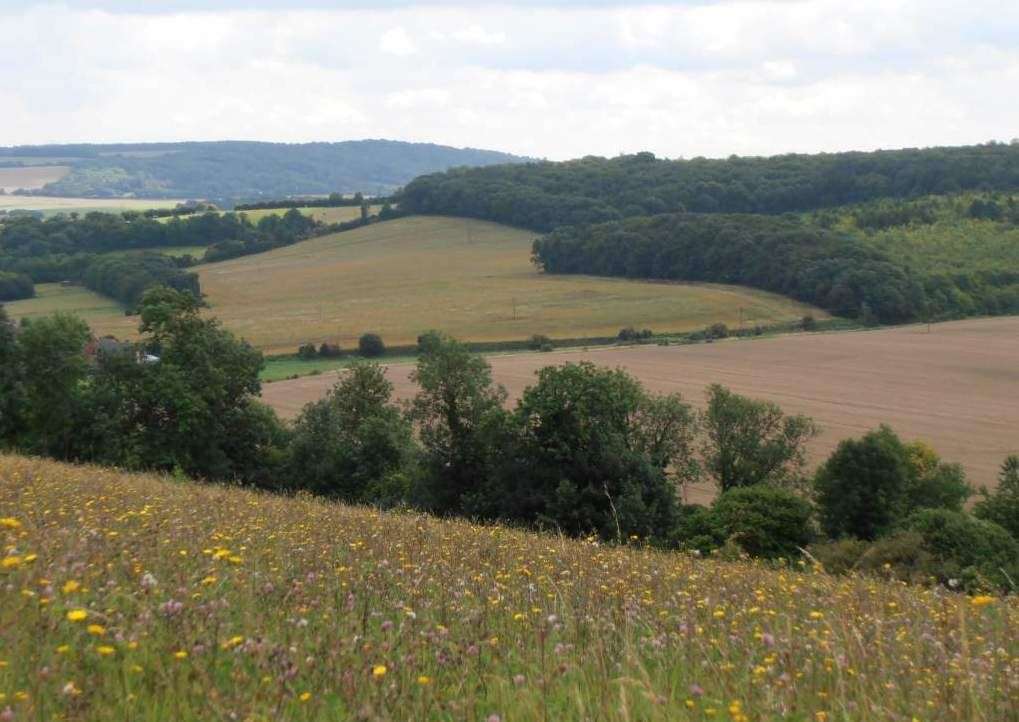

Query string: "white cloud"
[0, 1, 1017, 159]
[379, 26, 418, 56]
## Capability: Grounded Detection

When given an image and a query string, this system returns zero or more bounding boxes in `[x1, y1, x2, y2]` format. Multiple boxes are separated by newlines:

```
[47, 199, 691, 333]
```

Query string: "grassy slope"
[194, 215, 825, 354]
[0, 454, 1014, 721]
[3, 284, 137, 339]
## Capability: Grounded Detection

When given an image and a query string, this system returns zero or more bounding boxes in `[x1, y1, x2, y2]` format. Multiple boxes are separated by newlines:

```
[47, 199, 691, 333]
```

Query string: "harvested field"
[194, 215, 824, 354]
[0, 195, 182, 215]
[0, 164, 70, 192]
[3, 283, 137, 339]
[263, 316, 1019, 500]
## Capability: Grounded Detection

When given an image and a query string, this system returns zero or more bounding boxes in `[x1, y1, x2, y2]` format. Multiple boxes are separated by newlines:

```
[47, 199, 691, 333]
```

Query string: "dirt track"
[262, 317, 1019, 502]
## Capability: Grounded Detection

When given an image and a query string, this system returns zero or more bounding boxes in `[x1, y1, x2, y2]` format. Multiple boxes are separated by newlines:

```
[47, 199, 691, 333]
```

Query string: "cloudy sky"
[2, 0, 1017, 159]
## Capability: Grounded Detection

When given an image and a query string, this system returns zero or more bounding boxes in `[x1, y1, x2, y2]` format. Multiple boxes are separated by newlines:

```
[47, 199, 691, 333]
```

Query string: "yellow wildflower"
[417, 675, 432, 685]
[96, 645, 115, 656]
[1, 555, 22, 569]
[62, 580, 81, 594]
[173, 650, 188, 660]
[67, 609, 88, 622]
[87, 624, 106, 636]
[970, 595, 995, 607]
[0, 518, 21, 529]
[299, 692, 312, 702]
[372, 664, 387, 678]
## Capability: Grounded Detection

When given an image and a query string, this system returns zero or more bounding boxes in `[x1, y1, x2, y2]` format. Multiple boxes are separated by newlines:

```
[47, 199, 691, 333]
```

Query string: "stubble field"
[193, 216, 825, 354]
[263, 316, 1019, 500]
[0, 165, 71, 192]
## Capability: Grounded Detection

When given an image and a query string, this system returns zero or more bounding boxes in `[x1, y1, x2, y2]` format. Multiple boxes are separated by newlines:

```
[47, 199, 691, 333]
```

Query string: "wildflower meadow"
[0, 454, 1016, 721]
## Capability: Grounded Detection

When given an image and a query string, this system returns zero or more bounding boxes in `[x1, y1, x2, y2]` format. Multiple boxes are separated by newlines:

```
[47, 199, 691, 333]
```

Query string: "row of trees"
[532, 212, 1019, 323]
[2, 291, 1015, 592]
[81, 253, 201, 308]
[400, 142, 1019, 231]
[533, 213, 927, 324]
[0, 209, 319, 271]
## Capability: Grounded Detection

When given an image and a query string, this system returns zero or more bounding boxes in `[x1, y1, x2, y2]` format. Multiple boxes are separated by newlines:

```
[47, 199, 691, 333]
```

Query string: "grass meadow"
[0, 453, 1015, 721]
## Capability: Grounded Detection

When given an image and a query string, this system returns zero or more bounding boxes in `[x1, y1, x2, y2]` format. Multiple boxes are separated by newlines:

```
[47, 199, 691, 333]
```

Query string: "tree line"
[0, 209, 322, 307]
[533, 213, 928, 324]
[1, 290, 1015, 593]
[399, 142, 1019, 231]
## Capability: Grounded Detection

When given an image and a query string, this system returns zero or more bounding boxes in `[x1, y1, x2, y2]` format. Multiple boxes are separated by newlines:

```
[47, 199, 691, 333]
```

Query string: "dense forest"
[1, 140, 528, 202]
[400, 142, 1019, 230]
[532, 212, 1019, 323]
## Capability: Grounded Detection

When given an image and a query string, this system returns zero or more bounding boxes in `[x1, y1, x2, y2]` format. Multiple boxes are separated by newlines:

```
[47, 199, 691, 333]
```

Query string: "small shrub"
[801, 314, 818, 331]
[671, 504, 723, 554]
[358, 333, 386, 358]
[528, 334, 553, 352]
[297, 343, 318, 360]
[706, 322, 729, 340]
[618, 327, 653, 342]
[318, 342, 343, 358]
[973, 455, 1019, 540]
[807, 538, 872, 575]
[904, 508, 1019, 592]
[710, 486, 814, 559]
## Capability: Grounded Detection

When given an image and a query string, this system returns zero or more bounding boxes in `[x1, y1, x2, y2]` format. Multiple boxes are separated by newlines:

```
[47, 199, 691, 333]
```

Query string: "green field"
[3, 216, 825, 354]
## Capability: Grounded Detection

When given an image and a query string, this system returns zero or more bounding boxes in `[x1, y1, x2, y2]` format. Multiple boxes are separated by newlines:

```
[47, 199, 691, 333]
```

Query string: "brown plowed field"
[262, 316, 1019, 502]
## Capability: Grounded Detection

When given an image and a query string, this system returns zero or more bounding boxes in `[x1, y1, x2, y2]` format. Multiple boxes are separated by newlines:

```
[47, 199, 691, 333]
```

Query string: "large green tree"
[287, 361, 414, 505]
[407, 332, 510, 514]
[505, 362, 690, 543]
[88, 286, 282, 481]
[0, 306, 25, 445]
[700, 385, 818, 492]
[16, 312, 90, 458]
[813, 426, 910, 540]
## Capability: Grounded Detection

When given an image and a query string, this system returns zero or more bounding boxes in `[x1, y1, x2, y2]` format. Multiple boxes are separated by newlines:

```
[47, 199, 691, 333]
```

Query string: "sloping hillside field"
[264, 316, 1019, 499]
[0, 454, 1014, 721]
[195, 216, 823, 353]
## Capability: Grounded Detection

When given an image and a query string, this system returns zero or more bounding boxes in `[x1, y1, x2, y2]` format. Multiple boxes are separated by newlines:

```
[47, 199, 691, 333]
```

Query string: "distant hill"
[0, 140, 529, 203]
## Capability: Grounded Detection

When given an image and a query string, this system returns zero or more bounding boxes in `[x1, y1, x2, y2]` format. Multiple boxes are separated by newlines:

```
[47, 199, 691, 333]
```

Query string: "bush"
[801, 314, 818, 331]
[528, 334, 553, 352]
[671, 504, 723, 554]
[617, 327, 652, 342]
[297, 343, 318, 360]
[358, 333, 385, 357]
[318, 342, 343, 358]
[710, 486, 814, 559]
[903, 508, 1019, 592]
[706, 322, 729, 340]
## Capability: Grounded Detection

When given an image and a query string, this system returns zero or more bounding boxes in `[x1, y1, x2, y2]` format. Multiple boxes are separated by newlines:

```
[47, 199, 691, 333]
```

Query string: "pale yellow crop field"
[194, 216, 825, 353]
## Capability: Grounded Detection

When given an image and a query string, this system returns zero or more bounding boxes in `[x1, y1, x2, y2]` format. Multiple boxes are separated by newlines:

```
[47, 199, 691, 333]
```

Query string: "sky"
[1, 0, 1017, 160]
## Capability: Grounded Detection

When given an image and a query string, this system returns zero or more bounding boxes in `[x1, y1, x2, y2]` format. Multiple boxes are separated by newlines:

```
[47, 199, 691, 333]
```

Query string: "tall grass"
[0, 454, 1015, 721]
